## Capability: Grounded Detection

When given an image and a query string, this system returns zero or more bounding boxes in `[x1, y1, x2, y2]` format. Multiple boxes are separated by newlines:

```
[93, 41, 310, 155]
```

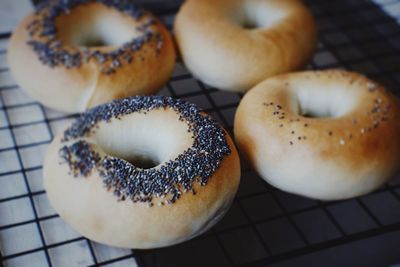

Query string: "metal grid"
[1, 0, 400, 266]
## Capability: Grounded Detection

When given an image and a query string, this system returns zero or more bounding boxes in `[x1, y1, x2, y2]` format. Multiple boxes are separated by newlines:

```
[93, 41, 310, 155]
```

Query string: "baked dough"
[8, 1, 176, 112]
[234, 70, 400, 200]
[174, 0, 316, 92]
[44, 96, 241, 248]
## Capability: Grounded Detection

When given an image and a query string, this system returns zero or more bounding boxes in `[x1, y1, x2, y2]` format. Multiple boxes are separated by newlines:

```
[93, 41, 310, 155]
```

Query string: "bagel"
[234, 70, 400, 200]
[8, 0, 176, 112]
[44, 96, 241, 248]
[174, 0, 317, 92]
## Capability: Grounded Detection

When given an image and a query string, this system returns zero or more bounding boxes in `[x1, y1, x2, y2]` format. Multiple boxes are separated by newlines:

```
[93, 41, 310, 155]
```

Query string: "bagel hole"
[55, 3, 142, 48]
[79, 36, 108, 47]
[93, 109, 193, 170]
[114, 154, 159, 169]
[297, 96, 340, 119]
[238, 3, 287, 30]
[242, 20, 258, 29]
[300, 110, 332, 118]
[295, 85, 358, 119]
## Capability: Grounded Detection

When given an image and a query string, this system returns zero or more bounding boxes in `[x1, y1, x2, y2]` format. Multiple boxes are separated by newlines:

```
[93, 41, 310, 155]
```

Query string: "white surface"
[0, 0, 33, 34]
[373, 0, 400, 22]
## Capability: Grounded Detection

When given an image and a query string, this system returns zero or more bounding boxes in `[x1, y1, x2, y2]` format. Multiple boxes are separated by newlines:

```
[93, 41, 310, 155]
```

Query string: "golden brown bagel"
[174, 0, 317, 92]
[8, 1, 176, 112]
[234, 70, 400, 200]
[44, 96, 241, 248]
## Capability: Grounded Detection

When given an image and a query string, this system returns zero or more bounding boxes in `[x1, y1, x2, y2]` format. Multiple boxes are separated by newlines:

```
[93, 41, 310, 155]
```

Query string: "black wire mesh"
[1, 0, 400, 266]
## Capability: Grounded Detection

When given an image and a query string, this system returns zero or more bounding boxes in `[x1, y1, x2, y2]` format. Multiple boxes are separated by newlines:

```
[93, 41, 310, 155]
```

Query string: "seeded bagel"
[234, 70, 400, 200]
[44, 96, 241, 248]
[8, 0, 176, 112]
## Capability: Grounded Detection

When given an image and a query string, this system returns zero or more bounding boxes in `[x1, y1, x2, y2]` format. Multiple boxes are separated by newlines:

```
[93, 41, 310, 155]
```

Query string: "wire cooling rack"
[1, 0, 400, 266]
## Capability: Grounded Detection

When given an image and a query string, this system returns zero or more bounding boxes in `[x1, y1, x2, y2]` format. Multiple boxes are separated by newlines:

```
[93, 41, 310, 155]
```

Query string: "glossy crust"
[234, 70, 400, 200]
[8, 3, 176, 112]
[174, 0, 317, 92]
[44, 108, 241, 248]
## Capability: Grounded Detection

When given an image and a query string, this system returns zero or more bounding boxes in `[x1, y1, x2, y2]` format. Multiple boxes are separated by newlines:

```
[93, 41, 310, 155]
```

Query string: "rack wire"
[1, 0, 400, 266]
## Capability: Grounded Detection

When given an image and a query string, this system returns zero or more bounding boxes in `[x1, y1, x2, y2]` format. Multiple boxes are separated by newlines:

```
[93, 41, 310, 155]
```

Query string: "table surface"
[1, 1, 400, 267]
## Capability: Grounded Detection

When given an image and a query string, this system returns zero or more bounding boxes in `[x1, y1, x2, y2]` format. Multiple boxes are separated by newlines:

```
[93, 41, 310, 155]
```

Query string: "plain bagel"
[234, 70, 400, 200]
[44, 96, 241, 248]
[174, 0, 317, 92]
[8, 0, 176, 112]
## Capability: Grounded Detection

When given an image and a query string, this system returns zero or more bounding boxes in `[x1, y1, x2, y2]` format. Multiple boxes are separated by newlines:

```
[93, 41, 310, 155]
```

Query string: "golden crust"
[234, 70, 400, 200]
[43, 110, 240, 248]
[174, 0, 317, 92]
[7, 3, 176, 112]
